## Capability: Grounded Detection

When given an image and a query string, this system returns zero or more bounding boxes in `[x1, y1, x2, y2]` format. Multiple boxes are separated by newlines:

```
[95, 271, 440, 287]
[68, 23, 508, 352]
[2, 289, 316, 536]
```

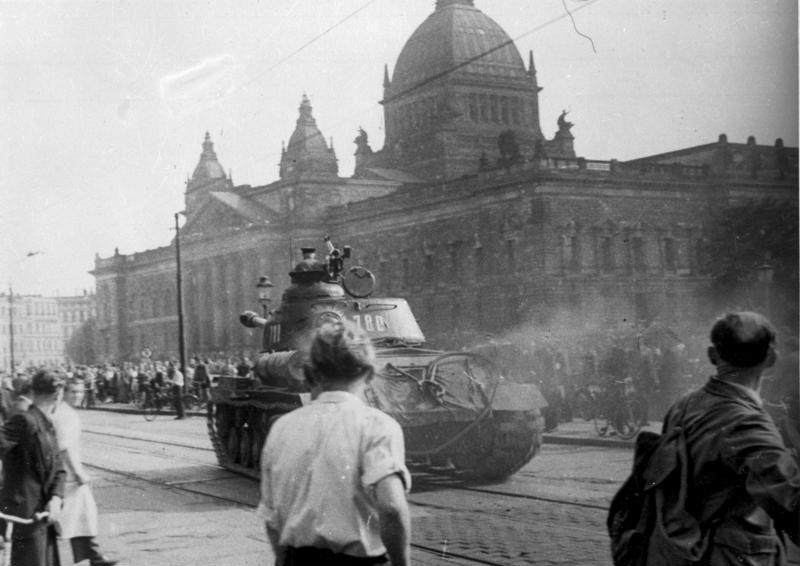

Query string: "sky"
[1, 0, 797, 296]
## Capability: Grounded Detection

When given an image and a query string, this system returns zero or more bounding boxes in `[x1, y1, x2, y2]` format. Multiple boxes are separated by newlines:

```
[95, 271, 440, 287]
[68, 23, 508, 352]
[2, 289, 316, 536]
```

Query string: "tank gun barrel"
[240, 311, 268, 328]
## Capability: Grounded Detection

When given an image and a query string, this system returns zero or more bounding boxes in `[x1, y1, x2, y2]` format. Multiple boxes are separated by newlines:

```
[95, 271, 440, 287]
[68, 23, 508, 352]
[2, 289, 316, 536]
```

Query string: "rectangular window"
[449, 243, 462, 278]
[469, 94, 478, 121]
[474, 246, 484, 276]
[511, 98, 521, 124]
[570, 235, 582, 272]
[632, 237, 645, 270]
[424, 254, 434, 282]
[490, 95, 499, 122]
[601, 237, 614, 272]
[664, 238, 676, 271]
[500, 97, 510, 124]
[479, 95, 489, 122]
[506, 240, 516, 271]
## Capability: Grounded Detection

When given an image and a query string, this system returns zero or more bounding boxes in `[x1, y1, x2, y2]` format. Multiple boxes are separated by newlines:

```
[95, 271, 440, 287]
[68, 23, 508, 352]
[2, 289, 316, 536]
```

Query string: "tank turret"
[207, 237, 546, 481]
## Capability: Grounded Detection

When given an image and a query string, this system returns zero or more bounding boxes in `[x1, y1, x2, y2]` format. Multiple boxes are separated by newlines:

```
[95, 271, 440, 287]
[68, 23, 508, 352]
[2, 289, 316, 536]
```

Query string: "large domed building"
[356, 0, 557, 181]
[93, 1, 796, 369]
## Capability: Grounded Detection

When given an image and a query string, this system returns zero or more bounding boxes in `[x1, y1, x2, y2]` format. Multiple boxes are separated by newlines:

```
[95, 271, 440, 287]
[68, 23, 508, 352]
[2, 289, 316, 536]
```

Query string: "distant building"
[0, 294, 62, 371]
[56, 291, 97, 363]
[92, 0, 798, 361]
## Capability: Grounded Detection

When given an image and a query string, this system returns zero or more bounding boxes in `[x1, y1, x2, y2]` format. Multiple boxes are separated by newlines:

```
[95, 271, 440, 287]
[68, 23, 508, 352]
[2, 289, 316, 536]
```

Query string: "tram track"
[85, 426, 609, 512]
[84, 424, 610, 565]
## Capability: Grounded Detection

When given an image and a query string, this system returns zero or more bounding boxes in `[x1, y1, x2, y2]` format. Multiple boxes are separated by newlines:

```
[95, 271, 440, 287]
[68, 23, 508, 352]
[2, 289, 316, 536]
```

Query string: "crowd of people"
[0, 312, 797, 565]
[0, 355, 259, 419]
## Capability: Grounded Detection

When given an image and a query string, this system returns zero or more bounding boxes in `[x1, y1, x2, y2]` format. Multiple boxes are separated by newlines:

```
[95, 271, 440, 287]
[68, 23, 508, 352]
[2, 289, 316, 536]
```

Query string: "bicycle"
[140, 387, 169, 422]
[591, 379, 646, 440]
[0, 511, 48, 566]
[181, 392, 201, 412]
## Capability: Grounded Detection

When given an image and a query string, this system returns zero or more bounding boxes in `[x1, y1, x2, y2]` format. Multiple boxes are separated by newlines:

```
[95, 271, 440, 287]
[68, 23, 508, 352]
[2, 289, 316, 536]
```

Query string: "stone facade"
[91, 2, 798, 362]
[1, 294, 63, 371]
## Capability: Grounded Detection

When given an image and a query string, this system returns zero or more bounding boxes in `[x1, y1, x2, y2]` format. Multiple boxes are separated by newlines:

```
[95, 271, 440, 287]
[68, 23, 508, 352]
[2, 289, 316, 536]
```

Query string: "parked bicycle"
[571, 379, 646, 440]
[137, 386, 200, 421]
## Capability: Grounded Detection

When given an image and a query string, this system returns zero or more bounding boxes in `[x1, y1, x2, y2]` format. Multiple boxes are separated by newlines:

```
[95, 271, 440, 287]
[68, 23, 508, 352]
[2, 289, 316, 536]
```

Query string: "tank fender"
[492, 381, 548, 411]
[253, 350, 308, 390]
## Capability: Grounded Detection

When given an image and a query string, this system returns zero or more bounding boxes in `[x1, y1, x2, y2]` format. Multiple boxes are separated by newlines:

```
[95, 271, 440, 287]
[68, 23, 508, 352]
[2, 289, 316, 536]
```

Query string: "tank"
[207, 238, 546, 482]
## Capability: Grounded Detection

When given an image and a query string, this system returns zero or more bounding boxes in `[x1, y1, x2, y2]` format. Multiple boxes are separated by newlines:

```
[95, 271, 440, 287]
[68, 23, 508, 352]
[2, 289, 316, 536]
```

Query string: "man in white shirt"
[257, 322, 411, 566]
[167, 364, 185, 420]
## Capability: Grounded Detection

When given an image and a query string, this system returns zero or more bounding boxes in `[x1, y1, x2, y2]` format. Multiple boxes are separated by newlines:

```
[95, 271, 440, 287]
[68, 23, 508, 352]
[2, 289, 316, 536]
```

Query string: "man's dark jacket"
[657, 378, 799, 565]
[0, 405, 66, 535]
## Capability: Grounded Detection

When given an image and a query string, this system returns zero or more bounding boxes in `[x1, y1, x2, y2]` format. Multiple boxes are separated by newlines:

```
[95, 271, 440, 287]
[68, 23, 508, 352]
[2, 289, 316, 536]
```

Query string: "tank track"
[208, 404, 543, 484]
[207, 401, 297, 480]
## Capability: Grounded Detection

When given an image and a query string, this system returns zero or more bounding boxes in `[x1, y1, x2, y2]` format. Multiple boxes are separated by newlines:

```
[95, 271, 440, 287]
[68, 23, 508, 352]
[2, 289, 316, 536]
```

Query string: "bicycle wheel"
[593, 409, 609, 436]
[143, 399, 157, 421]
[613, 399, 641, 440]
[182, 394, 199, 411]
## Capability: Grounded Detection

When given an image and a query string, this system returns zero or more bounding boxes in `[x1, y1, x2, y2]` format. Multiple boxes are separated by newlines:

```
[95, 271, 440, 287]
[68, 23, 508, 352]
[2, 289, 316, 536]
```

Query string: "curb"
[543, 433, 634, 449]
[81, 405, 206, 418]
[87, 404, 636, 448]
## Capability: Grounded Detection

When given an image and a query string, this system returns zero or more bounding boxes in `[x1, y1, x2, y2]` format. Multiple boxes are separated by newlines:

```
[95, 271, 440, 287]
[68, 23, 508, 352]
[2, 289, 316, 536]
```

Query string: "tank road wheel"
[239, 425, 254, 469]
[227, 423, 240, 464]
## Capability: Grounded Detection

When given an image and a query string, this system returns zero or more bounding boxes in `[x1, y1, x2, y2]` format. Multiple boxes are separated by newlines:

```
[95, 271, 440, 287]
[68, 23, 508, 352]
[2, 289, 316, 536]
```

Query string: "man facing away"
[0, 370, 65, 566]
[167, 363, 185, 420]
[651, 312, 799, 565]
[51, 379, 118, 566]
[256, 322, 411, 566]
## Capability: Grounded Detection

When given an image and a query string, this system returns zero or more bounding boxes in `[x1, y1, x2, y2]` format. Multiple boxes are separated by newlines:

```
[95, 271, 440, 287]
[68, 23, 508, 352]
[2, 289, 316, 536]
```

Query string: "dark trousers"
[10, 524, 60, 566]
[283, 547, 388, 566]
[172, 385, 185, 417]
[71, 536, 102, 563]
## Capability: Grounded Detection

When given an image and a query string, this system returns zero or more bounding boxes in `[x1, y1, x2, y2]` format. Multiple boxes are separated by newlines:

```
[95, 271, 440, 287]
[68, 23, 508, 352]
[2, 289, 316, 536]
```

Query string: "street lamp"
[755, 254, 775, 321]
[256, 276, 274, 318]
[174, 213, 187, 379]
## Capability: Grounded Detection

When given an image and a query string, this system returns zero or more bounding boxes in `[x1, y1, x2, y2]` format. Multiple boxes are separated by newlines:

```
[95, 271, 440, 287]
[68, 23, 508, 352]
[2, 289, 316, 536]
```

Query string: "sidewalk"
[543, 419, 662, 448]
[89, 402, 652, 448]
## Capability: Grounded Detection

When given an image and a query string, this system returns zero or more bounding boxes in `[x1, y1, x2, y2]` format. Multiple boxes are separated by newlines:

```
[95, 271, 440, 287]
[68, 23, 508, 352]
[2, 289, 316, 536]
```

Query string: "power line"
[382, 0, 603, 105]
[241, 0, 382, 91]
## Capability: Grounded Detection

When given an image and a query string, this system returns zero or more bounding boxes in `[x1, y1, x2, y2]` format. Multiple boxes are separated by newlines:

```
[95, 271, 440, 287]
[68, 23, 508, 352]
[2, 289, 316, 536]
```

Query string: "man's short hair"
[310, 322, 375, 382]
[31, 370, 64, 395]
[710, 311, 776, 368]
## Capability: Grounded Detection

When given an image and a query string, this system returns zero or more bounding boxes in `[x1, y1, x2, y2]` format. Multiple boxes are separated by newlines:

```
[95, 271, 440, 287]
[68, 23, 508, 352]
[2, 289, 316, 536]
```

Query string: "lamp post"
[8, 286, 15, 374]
[256, 276, 273, 318]
[755, 255, 775, 321]
[174, 213, 187, 378]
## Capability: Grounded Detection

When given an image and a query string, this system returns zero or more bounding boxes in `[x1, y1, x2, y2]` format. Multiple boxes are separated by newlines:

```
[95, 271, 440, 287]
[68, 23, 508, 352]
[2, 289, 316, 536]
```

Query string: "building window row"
[468, 93, 523, 126]
[377, 239, 519, 291]
[393, 96, 443, 136]
[560, 230, 694, 274]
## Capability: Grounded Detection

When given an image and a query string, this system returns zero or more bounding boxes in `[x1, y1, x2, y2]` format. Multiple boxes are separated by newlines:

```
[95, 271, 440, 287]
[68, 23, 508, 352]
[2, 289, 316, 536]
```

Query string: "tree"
[705, 198, 798, 334]
[66, 317, 100, 365]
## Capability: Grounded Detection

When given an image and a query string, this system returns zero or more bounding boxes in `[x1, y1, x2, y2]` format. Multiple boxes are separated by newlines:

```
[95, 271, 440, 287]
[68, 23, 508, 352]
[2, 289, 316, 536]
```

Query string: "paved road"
[55, 410, 798, 566]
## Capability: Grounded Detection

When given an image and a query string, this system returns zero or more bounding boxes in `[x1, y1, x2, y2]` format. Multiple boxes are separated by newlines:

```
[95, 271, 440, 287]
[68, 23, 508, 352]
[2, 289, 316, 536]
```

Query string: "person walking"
[644, 312, 799, 565]
[51, 380, 118, 566]
[0, 370, 66, 566]
[256, 322, 411, 566]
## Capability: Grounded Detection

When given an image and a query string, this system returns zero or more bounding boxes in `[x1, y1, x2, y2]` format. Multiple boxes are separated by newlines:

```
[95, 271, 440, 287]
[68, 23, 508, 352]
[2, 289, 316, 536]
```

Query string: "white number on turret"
[269, 324, 281, 344]
[351, 314, 388, 333]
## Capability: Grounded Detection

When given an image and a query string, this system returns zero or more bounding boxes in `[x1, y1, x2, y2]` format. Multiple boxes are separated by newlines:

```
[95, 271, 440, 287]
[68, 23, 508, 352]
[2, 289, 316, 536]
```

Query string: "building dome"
[369, 0, 545, 181]
[280, 95, 338, 178]
[190, 132, 227, 184]
[388, 0, 529, 101]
